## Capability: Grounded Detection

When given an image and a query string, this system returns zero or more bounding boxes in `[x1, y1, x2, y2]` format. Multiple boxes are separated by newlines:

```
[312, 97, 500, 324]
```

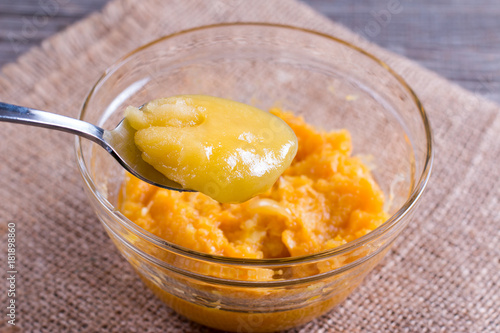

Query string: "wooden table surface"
[1, 0, 499, 103]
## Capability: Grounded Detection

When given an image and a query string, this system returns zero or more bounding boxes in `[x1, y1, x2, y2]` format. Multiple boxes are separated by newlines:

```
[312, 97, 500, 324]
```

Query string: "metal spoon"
[0, 102, 188, 191]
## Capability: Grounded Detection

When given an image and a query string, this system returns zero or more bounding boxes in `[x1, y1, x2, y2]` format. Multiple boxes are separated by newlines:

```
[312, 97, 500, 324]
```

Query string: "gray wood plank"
[0, 0, 499, 103]
[302, 0, 500, 102]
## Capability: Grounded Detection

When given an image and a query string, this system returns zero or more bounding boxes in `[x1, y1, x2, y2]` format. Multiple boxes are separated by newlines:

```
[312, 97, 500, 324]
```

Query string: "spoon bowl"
[0, 101, 187, 191]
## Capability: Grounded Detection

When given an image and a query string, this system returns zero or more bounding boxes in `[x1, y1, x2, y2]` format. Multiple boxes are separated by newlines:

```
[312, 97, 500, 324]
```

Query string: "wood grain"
[1, 0, 499, 102]
[0, 0, 107, 64]
[304, 0, 500, 103]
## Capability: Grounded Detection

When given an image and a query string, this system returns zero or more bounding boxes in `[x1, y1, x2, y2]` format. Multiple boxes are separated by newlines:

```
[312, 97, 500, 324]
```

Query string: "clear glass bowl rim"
[75, 22, 433, 267]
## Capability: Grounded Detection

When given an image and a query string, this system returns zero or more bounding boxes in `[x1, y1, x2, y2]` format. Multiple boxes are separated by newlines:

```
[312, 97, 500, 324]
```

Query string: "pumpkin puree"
[119, 108, 388, 260]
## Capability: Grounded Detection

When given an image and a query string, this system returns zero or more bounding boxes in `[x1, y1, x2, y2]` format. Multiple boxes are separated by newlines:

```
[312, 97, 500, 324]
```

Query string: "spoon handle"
[0, 102, 109, 150]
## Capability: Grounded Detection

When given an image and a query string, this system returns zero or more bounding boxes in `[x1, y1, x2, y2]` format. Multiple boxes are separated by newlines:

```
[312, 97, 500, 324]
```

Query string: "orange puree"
[119, 109, 388, 260]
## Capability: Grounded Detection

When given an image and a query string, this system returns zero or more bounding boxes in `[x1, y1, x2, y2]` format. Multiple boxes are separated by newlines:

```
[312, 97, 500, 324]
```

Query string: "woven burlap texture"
[0, 0, 498, 332]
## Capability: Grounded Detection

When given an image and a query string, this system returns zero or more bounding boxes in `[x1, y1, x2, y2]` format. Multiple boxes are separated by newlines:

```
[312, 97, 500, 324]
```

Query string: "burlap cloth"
[0, 0, 498, 332]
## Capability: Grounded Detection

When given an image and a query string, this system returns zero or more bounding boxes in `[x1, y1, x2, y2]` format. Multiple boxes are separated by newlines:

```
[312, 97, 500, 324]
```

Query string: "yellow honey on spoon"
[125, 95, 298, 203]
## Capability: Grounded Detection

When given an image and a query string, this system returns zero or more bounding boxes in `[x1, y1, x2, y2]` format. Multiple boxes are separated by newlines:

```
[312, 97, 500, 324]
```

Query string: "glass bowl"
[76, 23, 432, 332]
